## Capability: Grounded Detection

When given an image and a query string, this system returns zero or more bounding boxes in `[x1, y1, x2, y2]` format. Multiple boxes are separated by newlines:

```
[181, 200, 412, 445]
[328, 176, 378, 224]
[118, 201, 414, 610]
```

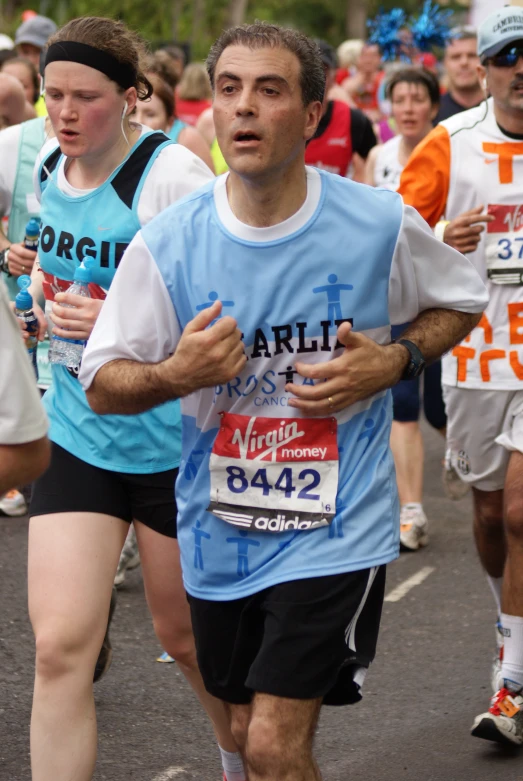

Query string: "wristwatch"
[394, 338, 426, 380]
[0, 246, 10, 275]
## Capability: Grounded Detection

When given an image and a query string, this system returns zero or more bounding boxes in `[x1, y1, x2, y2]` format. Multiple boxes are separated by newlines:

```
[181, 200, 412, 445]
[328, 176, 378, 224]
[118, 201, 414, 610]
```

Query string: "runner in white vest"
[399, 5, 523, 746]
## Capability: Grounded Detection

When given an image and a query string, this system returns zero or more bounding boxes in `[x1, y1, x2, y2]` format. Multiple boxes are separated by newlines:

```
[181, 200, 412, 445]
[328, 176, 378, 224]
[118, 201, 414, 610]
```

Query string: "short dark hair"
[386, 66, 440, 107]
[447, 26, 477, 46]
[206, 22, 325, 106]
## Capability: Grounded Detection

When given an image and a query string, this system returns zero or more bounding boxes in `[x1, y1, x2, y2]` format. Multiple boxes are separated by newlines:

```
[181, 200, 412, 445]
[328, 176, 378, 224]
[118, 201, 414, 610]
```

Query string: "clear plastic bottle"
[48, 261, 91, 372]
[15, 274, 39, 378]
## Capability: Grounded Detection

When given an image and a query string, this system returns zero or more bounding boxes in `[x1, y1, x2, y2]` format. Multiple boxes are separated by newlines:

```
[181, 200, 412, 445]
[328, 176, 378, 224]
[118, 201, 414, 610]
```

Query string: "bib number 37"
[208, 413, 339, 533]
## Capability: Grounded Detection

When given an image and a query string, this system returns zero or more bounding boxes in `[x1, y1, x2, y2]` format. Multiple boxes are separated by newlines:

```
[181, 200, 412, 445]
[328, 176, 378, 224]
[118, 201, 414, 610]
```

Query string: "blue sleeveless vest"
[39, 132, 182, 473]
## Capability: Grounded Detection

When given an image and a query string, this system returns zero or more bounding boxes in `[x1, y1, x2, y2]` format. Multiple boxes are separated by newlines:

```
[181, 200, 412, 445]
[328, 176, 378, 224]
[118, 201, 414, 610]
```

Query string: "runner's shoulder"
[438, 99, 491, 137]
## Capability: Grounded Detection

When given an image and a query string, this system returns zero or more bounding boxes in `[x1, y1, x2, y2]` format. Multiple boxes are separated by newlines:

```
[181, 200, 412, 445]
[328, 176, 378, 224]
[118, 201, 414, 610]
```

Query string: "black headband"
[45, 41, 136, 90]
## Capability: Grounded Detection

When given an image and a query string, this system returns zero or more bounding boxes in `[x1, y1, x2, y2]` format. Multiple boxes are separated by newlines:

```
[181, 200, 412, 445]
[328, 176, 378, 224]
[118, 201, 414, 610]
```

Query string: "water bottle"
[48, 261, 91, 372]
[15, 274, 39, 378]
[24, 217, 40, 251]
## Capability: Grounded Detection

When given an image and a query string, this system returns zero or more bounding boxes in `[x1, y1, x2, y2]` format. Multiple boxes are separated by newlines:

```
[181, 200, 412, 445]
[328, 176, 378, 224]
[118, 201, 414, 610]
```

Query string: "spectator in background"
[135, 72, 214, 170]
[305, 40, 377, 182]
[0, 276, 49, 495]
[14, 14, 57, 70]
[435, 26, 483, 123]
[341, 42, 384, 121]
[2, 56, 40, 109]
[0, 72, 35, 129]
[335, 38, 363, 86]
[175, 63, 212, 125]
[159, 44, 186, 82]
[14, 14, 56, 117]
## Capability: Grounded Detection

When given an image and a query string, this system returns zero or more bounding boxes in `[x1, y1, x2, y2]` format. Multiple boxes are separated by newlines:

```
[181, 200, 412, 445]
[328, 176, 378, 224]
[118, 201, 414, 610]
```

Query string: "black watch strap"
[395, 338, 426, 380]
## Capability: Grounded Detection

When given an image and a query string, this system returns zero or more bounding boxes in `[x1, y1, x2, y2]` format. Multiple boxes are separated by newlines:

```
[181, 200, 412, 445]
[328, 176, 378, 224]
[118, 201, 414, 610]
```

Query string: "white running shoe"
[442, 449, 470, 501]
[472, 687, 523, 746]
[0, 489, 27, 517]
[114, 526, 140, 587]
[399, 504, 428, 551]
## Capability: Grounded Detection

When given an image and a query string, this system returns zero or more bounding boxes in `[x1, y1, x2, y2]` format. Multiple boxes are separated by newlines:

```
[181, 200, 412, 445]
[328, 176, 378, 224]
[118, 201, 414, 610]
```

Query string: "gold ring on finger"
[22, 266, 25, 273]
[328, 396, 334, 407]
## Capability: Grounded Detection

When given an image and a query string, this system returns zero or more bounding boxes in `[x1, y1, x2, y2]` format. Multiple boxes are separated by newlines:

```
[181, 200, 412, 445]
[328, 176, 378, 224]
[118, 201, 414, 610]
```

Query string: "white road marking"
[152, 767, 186, 780]
[384, 566, 435, 603]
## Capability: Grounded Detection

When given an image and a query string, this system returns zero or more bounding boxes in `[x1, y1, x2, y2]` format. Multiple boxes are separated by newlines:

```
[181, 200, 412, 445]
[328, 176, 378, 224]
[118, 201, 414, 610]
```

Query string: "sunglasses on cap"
[485, 42, 523, 68]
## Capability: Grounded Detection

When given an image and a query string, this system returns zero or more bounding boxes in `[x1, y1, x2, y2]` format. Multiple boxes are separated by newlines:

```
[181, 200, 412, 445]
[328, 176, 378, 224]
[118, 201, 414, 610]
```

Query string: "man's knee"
[245, 712, 311, 776]
[473, 490, 504, 536]
[505, 493, 523, 541]
[153, 619, 197, 668]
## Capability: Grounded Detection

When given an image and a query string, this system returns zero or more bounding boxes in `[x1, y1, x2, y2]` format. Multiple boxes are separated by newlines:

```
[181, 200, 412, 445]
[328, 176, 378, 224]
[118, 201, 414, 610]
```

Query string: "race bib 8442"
[208, 413, 339, 533]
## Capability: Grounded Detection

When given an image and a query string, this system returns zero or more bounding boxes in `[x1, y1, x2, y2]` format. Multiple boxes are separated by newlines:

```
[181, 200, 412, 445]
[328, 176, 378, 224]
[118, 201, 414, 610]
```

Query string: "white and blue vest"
[142, 170, 404, 598]
[39, 132, 182, 473]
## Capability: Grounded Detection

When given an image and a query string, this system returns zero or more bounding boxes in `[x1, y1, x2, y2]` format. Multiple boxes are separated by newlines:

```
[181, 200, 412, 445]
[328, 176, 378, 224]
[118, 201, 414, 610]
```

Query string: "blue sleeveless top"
[39, 131, 182, 473]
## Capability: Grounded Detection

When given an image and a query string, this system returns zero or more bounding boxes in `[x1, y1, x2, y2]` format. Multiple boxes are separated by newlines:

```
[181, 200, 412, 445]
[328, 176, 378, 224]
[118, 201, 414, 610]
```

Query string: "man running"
[435, 25, 484, 123]
[81, 23, 487, 779]
[399, 5, 523, 746]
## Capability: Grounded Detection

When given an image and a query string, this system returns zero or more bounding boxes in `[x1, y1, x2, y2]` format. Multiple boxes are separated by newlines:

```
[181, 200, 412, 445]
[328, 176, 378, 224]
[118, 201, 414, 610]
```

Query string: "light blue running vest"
[38, 131, 182, 473]
[141, 171, 404, 600]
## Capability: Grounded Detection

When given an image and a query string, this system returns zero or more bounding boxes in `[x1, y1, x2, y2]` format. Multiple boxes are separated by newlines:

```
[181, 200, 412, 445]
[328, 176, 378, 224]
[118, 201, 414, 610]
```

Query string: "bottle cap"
[73, 259, 92, 284]
[25, 217, 40, 237]
[15, 274, 33, 309]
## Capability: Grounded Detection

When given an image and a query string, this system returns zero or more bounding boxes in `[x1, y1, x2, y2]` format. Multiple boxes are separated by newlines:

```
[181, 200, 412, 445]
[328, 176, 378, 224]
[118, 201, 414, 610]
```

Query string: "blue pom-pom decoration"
[367, 8, 407, 62]
[410, 0, 452, 52]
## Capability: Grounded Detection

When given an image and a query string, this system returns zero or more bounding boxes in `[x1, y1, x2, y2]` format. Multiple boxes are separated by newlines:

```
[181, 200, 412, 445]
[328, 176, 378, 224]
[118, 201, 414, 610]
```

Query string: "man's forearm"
[86, 358, 186, 416]
[398, 307, 481, 363]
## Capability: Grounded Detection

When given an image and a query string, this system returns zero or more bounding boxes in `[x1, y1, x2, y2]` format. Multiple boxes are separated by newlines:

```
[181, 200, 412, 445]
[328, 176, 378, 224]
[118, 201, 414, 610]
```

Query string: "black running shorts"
[31, 442, 178, 538]
[187, 565, 386, 705]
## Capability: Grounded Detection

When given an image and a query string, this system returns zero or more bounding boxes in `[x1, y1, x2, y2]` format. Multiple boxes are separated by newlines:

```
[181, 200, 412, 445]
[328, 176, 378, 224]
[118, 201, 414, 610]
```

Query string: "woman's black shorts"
[31, 442, 178, 538]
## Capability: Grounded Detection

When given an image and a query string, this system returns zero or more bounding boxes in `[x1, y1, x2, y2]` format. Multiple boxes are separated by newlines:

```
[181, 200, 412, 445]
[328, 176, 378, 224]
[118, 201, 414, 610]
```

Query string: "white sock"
[219, 747, 245, 781]
[486, 574, 503, 615]
[500, 613, 523, 693]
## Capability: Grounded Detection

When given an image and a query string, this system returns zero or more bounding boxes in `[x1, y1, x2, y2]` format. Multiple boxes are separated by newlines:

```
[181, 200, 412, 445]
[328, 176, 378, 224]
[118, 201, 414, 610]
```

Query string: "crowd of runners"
[2, 3, 523, 778]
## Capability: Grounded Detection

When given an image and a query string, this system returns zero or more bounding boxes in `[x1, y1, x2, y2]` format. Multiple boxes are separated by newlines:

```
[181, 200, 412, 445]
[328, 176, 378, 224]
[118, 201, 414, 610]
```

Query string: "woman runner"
[25, 16, 244, 781]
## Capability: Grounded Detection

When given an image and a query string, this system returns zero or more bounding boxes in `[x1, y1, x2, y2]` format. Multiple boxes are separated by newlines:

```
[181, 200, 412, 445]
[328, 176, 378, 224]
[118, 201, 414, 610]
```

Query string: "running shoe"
[93, 587, 117, 683]
[471, 687, 523, 745]
[114, 526, 140, 587]
[442, 449, 470, 501]
[156, 651, 175, 663]
[399, 504, 428, 551]
[0, 489, 27, 517]
[491, 620, 505, 693]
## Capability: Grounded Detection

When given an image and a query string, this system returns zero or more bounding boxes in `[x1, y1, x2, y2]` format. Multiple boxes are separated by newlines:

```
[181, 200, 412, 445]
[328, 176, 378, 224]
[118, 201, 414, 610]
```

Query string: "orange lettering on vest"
[509, 302, 523, 344]
[510, 351, 523, 380]
[465, 312, 493, 344]
[483, 142, 523, 185]
[480, 349, 506, 382]
[453, 345, 475, 382]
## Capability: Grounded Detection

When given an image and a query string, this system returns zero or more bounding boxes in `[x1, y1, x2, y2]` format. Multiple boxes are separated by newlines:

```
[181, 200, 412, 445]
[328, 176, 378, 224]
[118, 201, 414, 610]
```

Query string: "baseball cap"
[14, 14, 57, 50]
[478, 6, 523, 61]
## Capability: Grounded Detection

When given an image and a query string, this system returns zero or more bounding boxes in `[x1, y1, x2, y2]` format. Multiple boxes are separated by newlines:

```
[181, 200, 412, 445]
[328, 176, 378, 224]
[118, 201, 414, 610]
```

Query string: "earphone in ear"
[121, 104, 127, 120]
[483, 79, 488, 91]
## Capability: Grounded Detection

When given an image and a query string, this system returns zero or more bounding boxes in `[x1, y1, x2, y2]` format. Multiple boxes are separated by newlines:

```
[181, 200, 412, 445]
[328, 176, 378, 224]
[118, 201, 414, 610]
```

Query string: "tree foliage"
[2, 0, 468, 60]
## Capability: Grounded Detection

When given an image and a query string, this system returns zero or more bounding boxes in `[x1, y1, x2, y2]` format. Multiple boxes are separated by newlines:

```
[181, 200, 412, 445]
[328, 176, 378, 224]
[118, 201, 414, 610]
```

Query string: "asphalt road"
[2, 423, 523, 781]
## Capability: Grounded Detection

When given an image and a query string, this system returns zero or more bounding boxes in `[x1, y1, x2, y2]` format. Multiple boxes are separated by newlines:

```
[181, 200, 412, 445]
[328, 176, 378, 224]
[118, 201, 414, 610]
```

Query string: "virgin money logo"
[213, 413, 338, 463]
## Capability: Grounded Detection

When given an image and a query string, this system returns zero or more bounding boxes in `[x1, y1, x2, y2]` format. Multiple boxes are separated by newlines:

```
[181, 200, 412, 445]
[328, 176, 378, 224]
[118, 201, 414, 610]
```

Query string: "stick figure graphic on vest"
[192, 521, 211, 570]
[196, 291, 235, 323]
[184, 449, 204, 480]
[278, 366, 299, 386]
[312, 274, 353, 322]
[357, 418, 375, 444]
[226, 529, 260, 578]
